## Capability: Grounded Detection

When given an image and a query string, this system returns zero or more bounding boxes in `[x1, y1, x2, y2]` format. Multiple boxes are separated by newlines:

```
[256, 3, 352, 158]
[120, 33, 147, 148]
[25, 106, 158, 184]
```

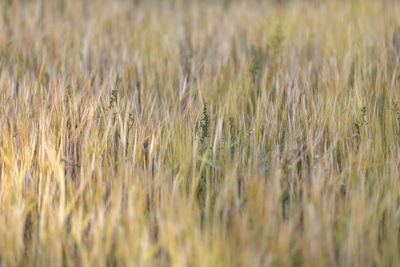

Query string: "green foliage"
[354, 106, 367, 139]
[128, 113, 134, 130]
[271, 23, 284, 56]
[200, 102, 210, 144]
[392, 100, 400, 127]
[229, 117, 236, 144]
[250, 46, 265, 84]
[229, 116, 236, 155]
[109, 89, 117, 109]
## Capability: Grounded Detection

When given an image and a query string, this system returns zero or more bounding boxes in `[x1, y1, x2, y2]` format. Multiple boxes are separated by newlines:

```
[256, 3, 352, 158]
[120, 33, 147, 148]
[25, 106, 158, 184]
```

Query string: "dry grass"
[1, 0, 400, 266]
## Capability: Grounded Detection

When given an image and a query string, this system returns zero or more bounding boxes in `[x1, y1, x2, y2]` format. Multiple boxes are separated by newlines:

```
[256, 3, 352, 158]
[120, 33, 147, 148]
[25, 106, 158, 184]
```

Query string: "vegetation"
[0, 0, 400, 266]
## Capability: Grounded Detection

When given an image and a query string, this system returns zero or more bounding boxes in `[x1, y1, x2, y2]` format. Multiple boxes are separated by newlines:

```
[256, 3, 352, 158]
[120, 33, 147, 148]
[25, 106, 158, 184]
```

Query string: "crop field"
[1, 0, 400, 266]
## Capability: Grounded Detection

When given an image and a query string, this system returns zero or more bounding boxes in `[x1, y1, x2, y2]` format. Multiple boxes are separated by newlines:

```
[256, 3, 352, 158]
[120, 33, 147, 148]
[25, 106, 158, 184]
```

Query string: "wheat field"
[1, 0, 400, 266]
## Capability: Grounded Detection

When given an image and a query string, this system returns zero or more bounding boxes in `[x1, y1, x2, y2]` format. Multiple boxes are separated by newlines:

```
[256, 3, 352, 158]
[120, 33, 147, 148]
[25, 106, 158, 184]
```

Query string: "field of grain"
[1, 0, 400, 266]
